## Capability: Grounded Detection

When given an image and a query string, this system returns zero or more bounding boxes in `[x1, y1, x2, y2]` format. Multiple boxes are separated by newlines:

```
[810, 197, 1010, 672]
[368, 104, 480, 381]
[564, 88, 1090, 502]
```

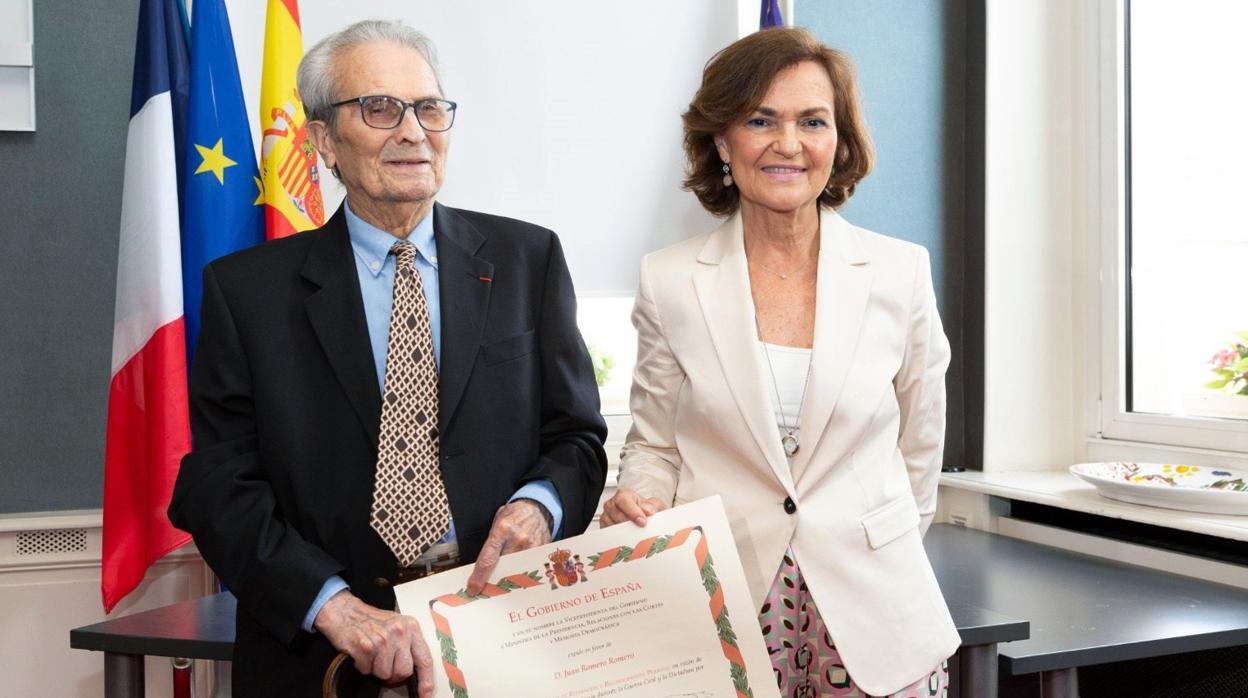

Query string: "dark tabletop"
[68, 575, 1027, 662]
[73, 527, 1247, 677]
[925, 524, 1248, 674]
[946, 601, 1029, 647]
[70, 592, 236, 660]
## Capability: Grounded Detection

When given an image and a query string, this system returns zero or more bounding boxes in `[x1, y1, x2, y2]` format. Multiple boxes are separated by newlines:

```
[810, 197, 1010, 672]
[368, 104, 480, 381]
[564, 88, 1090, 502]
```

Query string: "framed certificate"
[395, 497, 779, 698]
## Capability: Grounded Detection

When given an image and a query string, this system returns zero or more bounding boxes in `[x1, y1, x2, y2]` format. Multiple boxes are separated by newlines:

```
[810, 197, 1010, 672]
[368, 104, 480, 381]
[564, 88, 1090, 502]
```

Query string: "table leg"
[958, 643, 998, 698]
[104, 651, 145, 698]
[1040, 667, 1078, 698]
[172, 657, 192, 698]
[947, 647, 961, 697]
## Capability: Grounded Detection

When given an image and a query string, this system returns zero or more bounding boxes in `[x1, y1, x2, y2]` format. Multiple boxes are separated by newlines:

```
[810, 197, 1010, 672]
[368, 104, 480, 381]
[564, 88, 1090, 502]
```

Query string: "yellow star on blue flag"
[193, 138, 237, 184]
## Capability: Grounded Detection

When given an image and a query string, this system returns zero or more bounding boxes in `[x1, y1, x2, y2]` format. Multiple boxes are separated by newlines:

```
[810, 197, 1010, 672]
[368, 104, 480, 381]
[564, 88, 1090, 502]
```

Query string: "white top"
[758, 342, 812, 440]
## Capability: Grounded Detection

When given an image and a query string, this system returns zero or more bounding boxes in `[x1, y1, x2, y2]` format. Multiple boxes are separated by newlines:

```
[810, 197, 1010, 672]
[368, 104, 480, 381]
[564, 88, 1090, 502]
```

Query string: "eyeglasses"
[329, 95, 458, 131]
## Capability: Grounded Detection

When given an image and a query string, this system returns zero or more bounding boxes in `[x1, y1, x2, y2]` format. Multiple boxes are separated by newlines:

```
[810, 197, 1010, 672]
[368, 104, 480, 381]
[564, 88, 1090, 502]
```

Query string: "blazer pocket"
[860, 493, 920, 550]
[481, 329, 537, 366]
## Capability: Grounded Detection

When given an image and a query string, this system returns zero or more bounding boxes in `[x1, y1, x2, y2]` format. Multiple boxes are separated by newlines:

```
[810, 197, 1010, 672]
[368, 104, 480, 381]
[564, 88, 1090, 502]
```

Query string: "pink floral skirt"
[759, 549, 948, 697]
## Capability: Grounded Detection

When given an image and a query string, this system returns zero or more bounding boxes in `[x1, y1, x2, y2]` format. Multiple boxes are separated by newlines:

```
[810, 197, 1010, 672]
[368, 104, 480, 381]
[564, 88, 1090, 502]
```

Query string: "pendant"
[782, 432, 800, 457]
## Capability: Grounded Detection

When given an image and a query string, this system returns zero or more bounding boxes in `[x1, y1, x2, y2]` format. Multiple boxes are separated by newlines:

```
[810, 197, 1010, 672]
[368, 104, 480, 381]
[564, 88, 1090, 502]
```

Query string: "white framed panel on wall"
[223, 0, 738, 295]
[0, 0, 35, 131]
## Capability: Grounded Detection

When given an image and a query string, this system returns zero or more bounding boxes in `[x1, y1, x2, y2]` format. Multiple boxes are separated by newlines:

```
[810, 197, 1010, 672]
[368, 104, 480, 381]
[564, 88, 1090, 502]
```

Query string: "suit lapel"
[433, 204, 494, 430]
[791, 209, 872, 482]
[692, 215, 795, 492]
[301, 209, 383, 445]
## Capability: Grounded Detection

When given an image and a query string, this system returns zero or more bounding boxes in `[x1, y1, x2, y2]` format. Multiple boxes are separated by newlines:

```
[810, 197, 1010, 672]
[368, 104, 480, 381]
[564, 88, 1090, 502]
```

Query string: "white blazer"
[617, 209, 960, 695]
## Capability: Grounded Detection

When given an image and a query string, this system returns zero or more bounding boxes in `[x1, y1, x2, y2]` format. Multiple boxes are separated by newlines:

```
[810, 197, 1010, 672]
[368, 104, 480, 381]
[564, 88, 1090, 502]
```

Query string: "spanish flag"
[260, 0, 324, 239]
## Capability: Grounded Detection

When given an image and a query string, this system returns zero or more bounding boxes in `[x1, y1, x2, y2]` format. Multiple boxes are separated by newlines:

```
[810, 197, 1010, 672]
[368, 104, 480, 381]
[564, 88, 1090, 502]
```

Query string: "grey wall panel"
[0, 0, 140, 512]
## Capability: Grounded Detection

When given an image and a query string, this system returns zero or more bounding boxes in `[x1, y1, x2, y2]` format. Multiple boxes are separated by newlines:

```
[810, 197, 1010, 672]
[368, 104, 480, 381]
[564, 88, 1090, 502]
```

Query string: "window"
[1096, 0, 1248, 454]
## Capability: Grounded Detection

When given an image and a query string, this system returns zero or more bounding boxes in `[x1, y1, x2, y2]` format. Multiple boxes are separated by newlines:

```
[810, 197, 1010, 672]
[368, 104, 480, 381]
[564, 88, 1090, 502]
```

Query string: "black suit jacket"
[169, 204, 608, 696]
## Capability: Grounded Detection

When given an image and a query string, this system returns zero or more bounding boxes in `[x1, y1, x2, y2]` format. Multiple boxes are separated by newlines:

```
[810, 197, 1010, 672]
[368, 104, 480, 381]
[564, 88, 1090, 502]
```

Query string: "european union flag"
[182, 0, 264, 363]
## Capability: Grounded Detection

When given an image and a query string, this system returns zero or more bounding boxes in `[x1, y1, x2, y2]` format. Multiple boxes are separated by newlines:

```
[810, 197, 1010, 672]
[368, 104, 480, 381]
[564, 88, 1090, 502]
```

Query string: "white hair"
[297, 19, 444, 131]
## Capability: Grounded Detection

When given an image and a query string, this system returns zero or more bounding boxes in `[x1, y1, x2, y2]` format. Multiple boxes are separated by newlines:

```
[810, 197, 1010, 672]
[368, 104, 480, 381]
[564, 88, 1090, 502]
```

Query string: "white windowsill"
[940, 470, 1248, 542]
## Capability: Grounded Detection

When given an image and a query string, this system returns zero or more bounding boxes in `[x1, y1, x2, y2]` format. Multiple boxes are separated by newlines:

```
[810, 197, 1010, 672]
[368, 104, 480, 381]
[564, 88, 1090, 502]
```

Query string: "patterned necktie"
[371, 241, 450, 567]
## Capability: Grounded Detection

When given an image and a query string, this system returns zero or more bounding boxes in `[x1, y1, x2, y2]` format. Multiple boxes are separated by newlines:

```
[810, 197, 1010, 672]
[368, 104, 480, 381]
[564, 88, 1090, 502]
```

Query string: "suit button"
[783, 497, 797, 514]
[373, 577, 392, 588]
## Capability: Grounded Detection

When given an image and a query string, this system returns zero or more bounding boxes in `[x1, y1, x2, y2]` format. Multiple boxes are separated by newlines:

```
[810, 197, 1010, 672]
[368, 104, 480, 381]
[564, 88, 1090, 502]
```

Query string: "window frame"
[1091, 0, 1248, 459]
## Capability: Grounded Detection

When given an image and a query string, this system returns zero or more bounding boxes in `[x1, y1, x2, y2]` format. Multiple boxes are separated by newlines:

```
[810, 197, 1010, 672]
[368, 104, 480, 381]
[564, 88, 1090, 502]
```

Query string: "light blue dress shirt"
[302, 202, 563, 632]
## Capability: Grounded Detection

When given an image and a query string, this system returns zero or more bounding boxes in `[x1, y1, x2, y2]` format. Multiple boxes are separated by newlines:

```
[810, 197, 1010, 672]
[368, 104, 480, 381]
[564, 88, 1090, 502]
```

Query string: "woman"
[600, 27, 958, 697]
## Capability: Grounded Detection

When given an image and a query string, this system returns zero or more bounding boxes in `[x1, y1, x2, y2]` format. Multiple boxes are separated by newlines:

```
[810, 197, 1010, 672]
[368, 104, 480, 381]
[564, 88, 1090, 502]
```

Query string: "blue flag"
[761, 0, 784, 29]
[182, 0, 264, 363]
[130, 0, 189, 201]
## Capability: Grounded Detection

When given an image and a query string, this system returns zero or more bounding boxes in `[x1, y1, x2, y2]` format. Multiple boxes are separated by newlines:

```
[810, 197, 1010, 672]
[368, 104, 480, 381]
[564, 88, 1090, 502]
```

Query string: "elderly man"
[169, 19, 607, 697]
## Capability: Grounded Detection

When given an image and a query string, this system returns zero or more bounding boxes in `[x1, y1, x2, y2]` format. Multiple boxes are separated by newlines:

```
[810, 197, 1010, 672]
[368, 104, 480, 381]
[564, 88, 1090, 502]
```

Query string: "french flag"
[101, 0, 192, 613]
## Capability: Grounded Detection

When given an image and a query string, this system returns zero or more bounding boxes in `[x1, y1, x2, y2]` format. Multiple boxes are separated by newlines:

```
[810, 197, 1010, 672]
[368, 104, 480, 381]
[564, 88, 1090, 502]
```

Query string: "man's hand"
[599, 487, 667, 528]
[314, 590, 434, 697]
[465, 499, 553, 595]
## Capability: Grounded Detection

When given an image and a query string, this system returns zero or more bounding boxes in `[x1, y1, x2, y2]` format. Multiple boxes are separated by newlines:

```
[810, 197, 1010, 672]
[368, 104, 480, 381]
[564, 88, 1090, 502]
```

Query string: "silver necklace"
[756, 261, 793, 280]
[756, 318, 812, 457]
[753, 259, 810, 280]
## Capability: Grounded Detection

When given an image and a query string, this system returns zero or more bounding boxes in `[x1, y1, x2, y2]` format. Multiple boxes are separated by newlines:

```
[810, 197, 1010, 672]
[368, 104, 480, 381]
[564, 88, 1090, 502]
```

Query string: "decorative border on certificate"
[427, 526, 756, 698]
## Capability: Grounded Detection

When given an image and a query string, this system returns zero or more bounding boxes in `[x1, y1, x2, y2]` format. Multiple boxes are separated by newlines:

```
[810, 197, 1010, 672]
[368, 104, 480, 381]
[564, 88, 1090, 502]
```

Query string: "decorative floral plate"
[1069, 462, 1248, 515]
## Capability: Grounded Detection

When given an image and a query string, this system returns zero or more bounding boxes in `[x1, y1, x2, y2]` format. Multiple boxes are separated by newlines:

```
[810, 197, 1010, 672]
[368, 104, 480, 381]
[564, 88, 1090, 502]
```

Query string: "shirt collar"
[344, 200, 439, 277]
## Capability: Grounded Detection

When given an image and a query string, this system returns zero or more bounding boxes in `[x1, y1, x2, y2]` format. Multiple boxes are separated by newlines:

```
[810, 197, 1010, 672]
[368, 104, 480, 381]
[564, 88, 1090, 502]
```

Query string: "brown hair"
[682, 27, 874, 216]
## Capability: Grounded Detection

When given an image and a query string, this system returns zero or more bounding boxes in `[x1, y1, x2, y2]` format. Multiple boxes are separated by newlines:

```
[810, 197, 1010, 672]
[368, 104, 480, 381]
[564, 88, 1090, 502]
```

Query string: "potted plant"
[1187, 332, 1248, 419]
[587, 343, 615, 388]
[1206, 332, 1248, 394]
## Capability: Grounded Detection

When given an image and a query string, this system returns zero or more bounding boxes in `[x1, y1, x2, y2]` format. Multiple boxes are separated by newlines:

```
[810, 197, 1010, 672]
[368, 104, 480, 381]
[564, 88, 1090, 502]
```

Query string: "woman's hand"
[599, 487, 668, 527]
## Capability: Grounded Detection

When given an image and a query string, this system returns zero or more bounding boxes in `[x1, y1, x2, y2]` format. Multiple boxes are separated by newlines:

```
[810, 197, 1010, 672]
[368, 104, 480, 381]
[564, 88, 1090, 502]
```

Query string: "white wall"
[983, 0, 1089, 471]
[2, 512, 214, 698]
[221, 0, 738, 295]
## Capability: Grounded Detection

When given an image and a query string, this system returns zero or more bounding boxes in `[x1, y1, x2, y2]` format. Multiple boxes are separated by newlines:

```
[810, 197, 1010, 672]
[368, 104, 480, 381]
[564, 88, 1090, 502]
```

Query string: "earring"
[722, 162, 733, 187]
